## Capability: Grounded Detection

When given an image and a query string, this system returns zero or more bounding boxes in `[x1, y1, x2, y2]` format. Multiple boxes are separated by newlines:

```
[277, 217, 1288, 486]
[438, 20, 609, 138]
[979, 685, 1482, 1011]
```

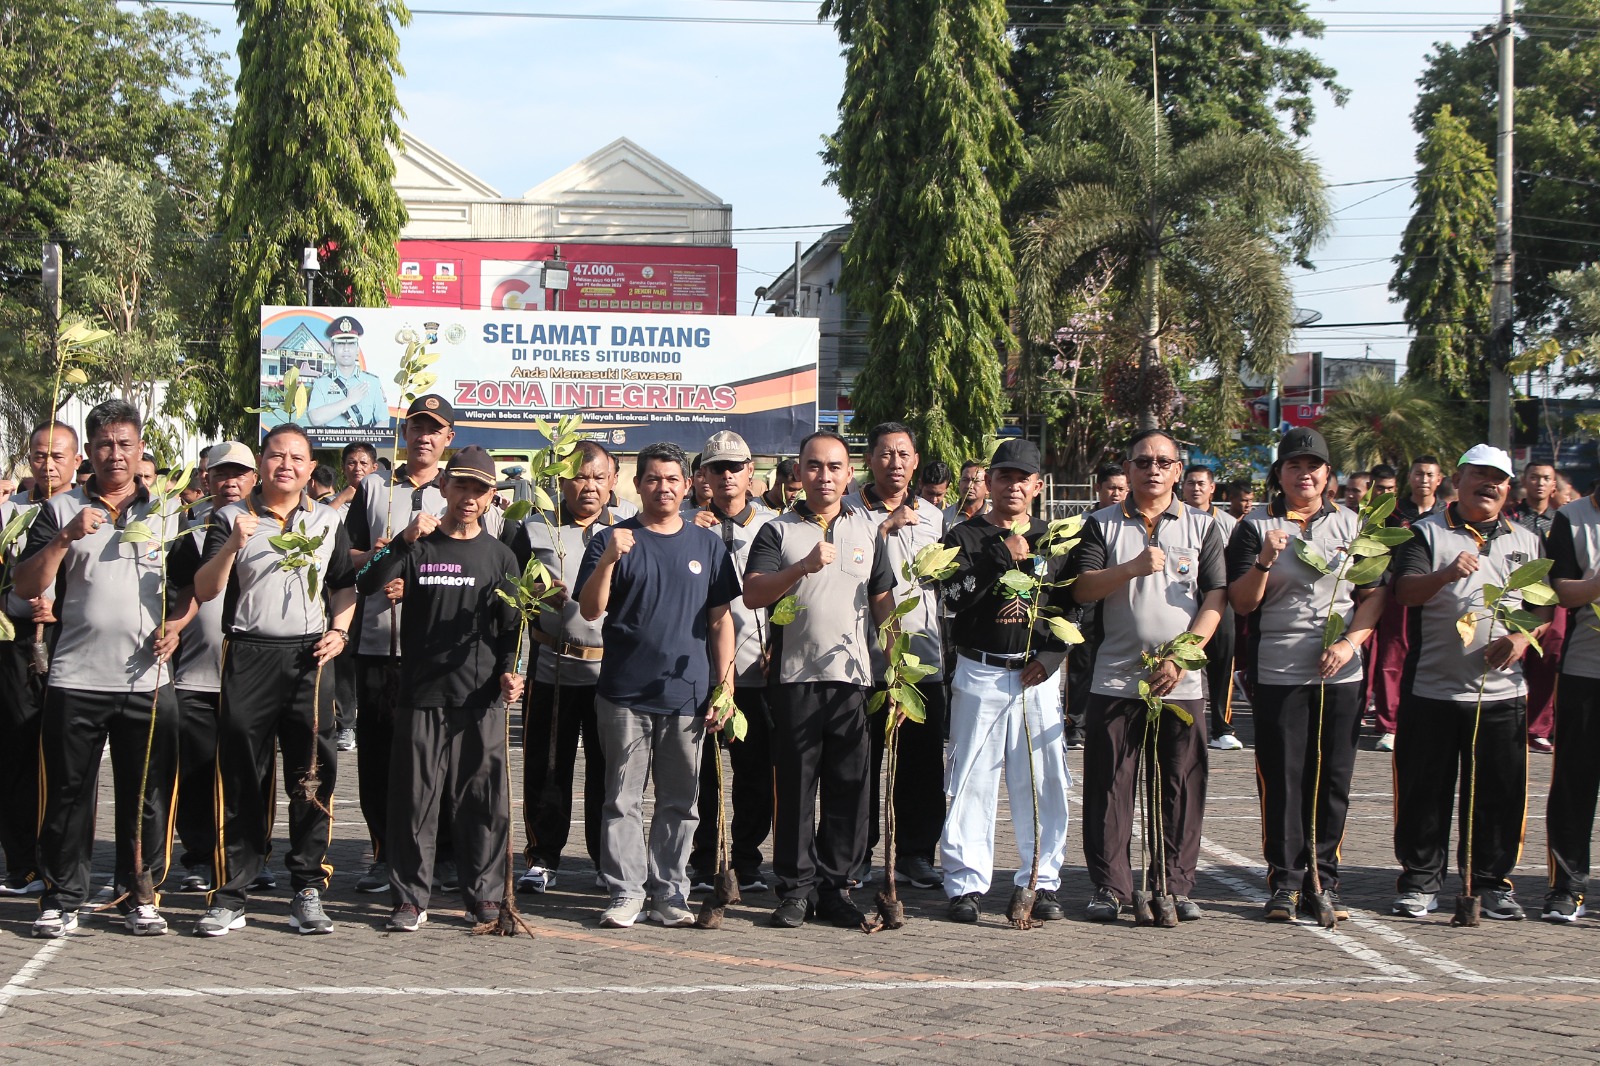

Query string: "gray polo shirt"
[1392, 506, 1544, 703]
[1540, 497, 1598, 680]
[2, 491, 48, 624]
[345, 465, 503, 656]
[169, 520, 226, 692]
[504, 506, 619, 686]
[698, 499, 776, 688]
[1206, 504, 1238, 543]
[857, 485, 946, 681]
[202, 491, 356, 638]
[19, 481, 183, 693]
[744, 501, 896, 686]
[1068, 496, 1228, 701]
[1225, 500, 1372, 688]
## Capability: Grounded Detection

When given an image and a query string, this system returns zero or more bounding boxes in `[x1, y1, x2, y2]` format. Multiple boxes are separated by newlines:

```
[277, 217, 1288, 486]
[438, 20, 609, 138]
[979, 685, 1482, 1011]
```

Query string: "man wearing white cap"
[1389, 444, 1551, 921]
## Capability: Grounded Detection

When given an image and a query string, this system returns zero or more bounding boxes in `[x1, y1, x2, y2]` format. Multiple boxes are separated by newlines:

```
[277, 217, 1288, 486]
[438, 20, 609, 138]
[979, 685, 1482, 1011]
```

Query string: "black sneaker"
[1085, 886, 1121, 922]
[770, 896, 811, 928]
[432, 858, 459, 894]
[250, 869, 277, 891]
[1065, 729, 1085, 751]
[1300, 889, 1352, 922]
[1264, 888, 1298, 921]
[737, 872, 769, 893]
[1543, 890, 1586, 923]
[815, 891, 867, 929]
[948, 892, 981, 923]
[1031, 888, 1065, 921]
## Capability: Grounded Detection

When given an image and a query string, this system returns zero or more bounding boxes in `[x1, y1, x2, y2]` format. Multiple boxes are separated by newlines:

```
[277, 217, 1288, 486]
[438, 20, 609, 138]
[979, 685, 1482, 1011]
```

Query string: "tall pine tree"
[1389, 106, 1495, 400]
[824, 0, 1024, 468]
[220, 0, 410, 429]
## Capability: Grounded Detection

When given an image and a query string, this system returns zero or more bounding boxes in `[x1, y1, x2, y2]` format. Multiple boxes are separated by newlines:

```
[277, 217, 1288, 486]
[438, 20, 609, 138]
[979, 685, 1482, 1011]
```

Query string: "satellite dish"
[1240, 364, 1270, 390]
[1292, 306, 1323, 328]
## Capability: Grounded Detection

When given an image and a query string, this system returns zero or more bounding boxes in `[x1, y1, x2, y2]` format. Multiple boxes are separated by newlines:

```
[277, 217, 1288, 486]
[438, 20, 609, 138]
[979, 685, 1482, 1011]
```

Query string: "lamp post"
[301, 246, 321, 306]
[541, 247, 570, 312]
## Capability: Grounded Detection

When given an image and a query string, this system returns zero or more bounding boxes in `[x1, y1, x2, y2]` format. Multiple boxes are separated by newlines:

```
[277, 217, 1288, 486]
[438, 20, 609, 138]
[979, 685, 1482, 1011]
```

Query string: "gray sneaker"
[125, 903, 168, 936]
[1478, 887, 1526, 921]
[194, 905, 246, 937]
[894, 856, 944, 889]
[1391, 890, 1438, 918]
[649, 895, 695, 927]
[289, 888, 334, 934]
[335, 728, 357, 752]
[599, 896, 645, 928]
[386, 904, 427, 932]
[355, 861, 389, 894]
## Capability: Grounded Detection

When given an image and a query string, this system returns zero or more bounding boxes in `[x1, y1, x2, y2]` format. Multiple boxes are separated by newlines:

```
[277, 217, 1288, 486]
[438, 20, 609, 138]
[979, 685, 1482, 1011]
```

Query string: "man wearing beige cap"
[1390, 444, 1550, 921]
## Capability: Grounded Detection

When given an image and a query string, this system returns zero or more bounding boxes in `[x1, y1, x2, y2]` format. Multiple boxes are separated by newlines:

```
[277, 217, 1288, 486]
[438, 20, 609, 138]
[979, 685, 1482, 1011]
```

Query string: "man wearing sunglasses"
[1068, 429, 1228, 923]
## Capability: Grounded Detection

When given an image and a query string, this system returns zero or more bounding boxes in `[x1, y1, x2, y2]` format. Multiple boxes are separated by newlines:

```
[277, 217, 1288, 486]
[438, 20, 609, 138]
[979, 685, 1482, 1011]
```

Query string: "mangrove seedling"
[1133, 632, 1208, 928]
[695, 679, 750, 930]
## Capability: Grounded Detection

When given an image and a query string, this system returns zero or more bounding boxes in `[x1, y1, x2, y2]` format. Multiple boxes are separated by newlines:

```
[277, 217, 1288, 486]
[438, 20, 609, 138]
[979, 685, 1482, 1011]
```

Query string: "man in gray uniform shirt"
[1389, 444, 1548, 922]
[744, 430, 897, 930]
[1069, 429, 1228, 924]
[165, 441, 257, 894]
[15, 400, 186, 938]
[1182, 464, 1242, 752]
[504, 439, 620, 893]
[191, 423, 358, 937]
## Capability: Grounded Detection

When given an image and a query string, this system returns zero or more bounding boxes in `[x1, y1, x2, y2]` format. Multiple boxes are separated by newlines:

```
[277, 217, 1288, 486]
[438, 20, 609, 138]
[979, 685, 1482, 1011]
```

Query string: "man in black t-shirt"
[937, 440, 1072, 924]
[357, 447, 523, 932]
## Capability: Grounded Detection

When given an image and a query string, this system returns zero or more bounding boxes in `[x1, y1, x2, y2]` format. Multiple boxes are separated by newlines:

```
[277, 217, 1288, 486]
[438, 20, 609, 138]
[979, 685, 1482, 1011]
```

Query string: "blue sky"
[172, 0, 1496, 376]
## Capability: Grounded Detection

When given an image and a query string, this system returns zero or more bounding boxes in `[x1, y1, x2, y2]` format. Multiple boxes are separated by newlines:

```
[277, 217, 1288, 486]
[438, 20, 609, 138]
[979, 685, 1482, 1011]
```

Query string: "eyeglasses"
[1128, 457, 1180, 471]
[705, 461, 746, 475]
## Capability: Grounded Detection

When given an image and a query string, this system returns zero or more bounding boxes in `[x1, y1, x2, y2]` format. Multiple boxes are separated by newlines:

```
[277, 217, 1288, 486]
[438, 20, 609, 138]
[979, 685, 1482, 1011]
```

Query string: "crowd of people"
[2, 396, 1596, 940]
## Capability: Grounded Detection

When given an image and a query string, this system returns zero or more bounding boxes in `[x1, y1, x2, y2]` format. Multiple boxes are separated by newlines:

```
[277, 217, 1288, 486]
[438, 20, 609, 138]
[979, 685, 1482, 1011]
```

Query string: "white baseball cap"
[1457, 444, 1515, 478]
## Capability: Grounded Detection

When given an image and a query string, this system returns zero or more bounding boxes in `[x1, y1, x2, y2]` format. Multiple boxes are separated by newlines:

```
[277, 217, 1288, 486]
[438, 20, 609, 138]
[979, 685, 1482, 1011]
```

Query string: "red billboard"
[391, 240, 737, 316]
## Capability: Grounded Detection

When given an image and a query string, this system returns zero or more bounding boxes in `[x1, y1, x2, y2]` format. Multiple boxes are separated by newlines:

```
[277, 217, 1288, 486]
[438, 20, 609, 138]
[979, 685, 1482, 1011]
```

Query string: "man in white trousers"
[936, 439, 1072, 924]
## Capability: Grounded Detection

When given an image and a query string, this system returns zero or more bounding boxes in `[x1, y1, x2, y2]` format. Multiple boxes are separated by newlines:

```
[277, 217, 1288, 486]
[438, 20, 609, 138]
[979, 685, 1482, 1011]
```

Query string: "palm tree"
[1014, 75, 1330, 430]
[1318, 372, 1472, 472]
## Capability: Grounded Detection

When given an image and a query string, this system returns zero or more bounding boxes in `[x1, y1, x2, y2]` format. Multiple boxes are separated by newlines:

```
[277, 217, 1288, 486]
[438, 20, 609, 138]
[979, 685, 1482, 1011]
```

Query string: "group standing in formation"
[3, 398, 1598, 938]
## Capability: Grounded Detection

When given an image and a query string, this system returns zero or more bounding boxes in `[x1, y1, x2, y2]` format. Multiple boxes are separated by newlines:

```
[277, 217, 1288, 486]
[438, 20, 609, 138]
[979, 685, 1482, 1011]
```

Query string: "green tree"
[1317, 373, 1472, 473]
[1412, 0, 1600, 334]
[221, 0, 412, 432]
[823, 0, 1025, 470]
[1008, 1, 1346, 144]
[1014, 76, 1330, 432]
[1389, 106, 1496, 403]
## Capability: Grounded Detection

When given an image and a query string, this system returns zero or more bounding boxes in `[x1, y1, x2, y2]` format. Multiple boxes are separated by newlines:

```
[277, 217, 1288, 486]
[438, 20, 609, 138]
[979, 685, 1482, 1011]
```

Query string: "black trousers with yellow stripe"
[213, 634, 336, 910]
[38, 685, 180, 912]
[1394, 695, 1526, 895]
[1252, 682, 1362, 894]
[1546, 676, 1600, 895]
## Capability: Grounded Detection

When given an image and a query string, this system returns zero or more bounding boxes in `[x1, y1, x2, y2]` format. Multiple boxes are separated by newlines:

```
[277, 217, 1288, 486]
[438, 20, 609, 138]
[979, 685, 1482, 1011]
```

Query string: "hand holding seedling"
[311, 629, 345, 666]
[1318, 636, 1357, 677]
[500, 672, 523, 706]
[403, 510, 439, 543]
[1003, 531, 1031, 561]
[1146, 654, 1183, 698]
[28, 597, 54, 625]
[1483, 632, 1531, 670]
[382, 578, 404, 603]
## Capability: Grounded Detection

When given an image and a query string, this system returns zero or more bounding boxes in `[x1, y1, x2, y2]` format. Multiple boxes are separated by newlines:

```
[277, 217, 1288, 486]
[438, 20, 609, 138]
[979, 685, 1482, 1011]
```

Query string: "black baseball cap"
[990, 438, 1041, 475]
[445, 446, 497, 487]
[406, 394, 455, 427]
[1277, 427, 1330, 465]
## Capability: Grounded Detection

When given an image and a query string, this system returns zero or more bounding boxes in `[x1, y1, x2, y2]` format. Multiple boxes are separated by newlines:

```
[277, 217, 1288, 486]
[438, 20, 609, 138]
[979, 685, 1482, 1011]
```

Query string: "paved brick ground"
[2, 702, 1597, 1064]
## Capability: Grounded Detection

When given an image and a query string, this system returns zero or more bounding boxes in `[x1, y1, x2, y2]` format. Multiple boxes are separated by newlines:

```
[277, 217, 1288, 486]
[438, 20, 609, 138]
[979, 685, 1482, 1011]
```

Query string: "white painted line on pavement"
[0, 939, 69, 1019]
[1197, 840, 1420, 983]
[4, 974, 1416, 1000]
[1199, 836, 1493, 984]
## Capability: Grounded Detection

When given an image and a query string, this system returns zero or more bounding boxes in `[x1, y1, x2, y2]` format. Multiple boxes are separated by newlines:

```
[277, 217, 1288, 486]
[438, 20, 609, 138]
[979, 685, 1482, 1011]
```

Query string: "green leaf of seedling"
[502, 500, 533, 525]
[1483, 583, 1504, 609]
[1138, 680, 1152, 699]
[892, 683, 926, 724]
[0, 505, 38, 554]
[1291, 538, 1332, 575]
[533, 486, 554, 512]
[1322, 611, 1347, 650]
[268, 534, 297, 551]
[1009, 517, 1029, 538]
[1362, 493, 1397, 527]
[910, 542, 962, 582]
[889, 596, 919, 621]
[1457, 611, 1480, 646]
[0, 614, 12, 642]
[119, 521, 155, 544]
[723, 708, 749, 743]
[1519, 582, 1559, 607]
[1343, 554, 1391, 586]
[998, 570, 1036, 594]
[770, 596, 804, 626]
[494, 588, 519, 609]
[1505, 558, 1555, 590]
[1047, 537, 1081, 558]
[1046, 614, 1085, 645]
[63, 366, 89, 385]
[394, 370, 410, 386]
[867, 689, 887, 715]
[1164, 702, 1195, 727]
[1364, 526, 1416, 547]
[306, 565, 319, 603]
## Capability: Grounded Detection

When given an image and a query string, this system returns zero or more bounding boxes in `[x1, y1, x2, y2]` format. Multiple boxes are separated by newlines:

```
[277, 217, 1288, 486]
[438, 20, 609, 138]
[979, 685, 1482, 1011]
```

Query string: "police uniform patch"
[852, 547, 865, 565]
[688, 559, 703, 575]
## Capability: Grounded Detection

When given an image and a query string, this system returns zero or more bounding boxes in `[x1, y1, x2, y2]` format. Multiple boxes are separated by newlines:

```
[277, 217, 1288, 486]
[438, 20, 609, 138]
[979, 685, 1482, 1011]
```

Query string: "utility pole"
[1488, 0, 1515, 451]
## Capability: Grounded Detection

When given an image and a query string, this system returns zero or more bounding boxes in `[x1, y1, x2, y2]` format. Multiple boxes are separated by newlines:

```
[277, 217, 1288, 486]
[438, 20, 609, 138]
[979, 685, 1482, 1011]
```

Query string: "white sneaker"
[599, 896, 645, 928]
[1209, 733, 1244, 751]
[126, 903, 168, 936]
[516, 865, 554, 894]
[649, 896, 695, 927]
[1375, 732, 1395, 752]
[32, 908, 78, 938]
[0, 876, 45, 896]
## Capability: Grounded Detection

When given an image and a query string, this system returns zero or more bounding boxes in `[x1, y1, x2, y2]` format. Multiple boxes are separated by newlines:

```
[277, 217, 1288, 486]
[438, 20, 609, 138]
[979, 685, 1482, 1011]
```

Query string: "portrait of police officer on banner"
[308, 316, 389, 429]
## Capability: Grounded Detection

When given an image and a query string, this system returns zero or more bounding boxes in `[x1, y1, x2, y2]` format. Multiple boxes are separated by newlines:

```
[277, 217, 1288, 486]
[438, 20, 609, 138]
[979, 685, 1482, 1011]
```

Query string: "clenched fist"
[1003, 533, 1031, 562]
[229, 511, 260, 549]
[1442, 551, 1480, 581]
[62, 506, 109, 542]
[1127, 544, 1166, 577]
[805, 539, 836, 573]
[403, 511, 439, 544]
[1258, 528, 1290, 567]
[604, 527, 635, 563]
[692, 509, 719, 529]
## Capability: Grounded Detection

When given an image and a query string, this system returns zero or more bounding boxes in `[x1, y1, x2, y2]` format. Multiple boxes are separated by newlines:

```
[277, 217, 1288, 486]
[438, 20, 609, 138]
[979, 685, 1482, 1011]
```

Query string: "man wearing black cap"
[190, 423, 358, 936]
[345, 395, 499, 894]
[1069, 428, 1229, 923]
[309, 316, 388, 429]
[356, 447, 523, 931]
[937, 438, 1074, 924]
